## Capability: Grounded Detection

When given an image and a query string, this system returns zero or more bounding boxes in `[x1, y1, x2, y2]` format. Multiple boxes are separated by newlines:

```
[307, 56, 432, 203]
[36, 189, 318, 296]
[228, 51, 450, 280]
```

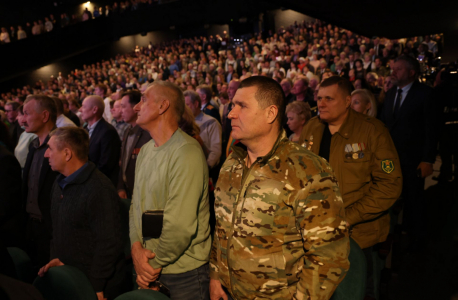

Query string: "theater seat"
[330, 238, 367, 300]
[32, 265, 96, 300]
[114, 289, 170, 300]
[6, 247, 34, 283]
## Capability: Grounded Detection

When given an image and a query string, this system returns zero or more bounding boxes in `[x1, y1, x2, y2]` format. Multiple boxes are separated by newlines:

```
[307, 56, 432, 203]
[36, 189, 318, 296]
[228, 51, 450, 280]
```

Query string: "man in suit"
[381, 55, 438, 248]
[5, 101, 23, 148]
[80, 96, 121, 186]
[117, 90, 151, 199]
[22, 95, 59, 267]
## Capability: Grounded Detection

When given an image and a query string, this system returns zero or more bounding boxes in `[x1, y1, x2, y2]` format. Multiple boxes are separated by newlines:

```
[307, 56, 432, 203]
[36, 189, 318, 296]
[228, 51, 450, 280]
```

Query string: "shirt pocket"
[342, 151, 372, 184]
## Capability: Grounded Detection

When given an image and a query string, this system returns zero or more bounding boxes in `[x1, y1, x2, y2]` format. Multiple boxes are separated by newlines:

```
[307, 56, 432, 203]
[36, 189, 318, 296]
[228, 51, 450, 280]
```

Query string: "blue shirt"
[57, 162, 89, 190]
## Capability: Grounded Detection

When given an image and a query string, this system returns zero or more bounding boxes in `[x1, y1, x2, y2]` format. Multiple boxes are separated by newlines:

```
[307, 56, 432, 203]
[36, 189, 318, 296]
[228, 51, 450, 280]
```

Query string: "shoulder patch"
[381, 159, 395, 174]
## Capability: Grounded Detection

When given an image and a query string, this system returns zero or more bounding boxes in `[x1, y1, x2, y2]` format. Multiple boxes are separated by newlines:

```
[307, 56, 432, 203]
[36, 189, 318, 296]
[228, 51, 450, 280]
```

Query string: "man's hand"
[96, 292, 107, 300]
[417, 162, 433, 178]
[131, 242, 160, 288]
[38, 258, 64, 277]
[118, 190, 127, 199]
[210, 278, 227, 300]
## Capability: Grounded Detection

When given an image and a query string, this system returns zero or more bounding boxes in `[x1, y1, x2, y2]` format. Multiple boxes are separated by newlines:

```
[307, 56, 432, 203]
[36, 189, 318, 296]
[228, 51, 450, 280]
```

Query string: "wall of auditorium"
[271, 9, 315, 32]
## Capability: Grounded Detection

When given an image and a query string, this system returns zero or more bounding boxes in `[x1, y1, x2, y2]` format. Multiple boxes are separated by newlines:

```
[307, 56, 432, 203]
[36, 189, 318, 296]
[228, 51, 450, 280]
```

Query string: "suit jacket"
[381, 81, 437, 166]
[88, 118, 121, 186]
[117, 126, 151, 198]
[22, 137, 59, 234]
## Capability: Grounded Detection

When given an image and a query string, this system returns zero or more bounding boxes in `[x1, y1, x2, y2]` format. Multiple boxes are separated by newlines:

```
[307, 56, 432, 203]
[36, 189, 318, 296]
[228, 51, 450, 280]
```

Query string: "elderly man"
[80, 95, 121, 186]
[5, 101, 23, 147]
[210, 76, 349, 300]
[280, 78, 295, 104]
[117, 90, 151, 199]
[299, 76, 402, 299]
[129, 82, 211, 299]
[22, 95, 59, 266]
[184, 90, 222, 171]
[39, 127, 129, 300]
[110, 99, 129, 140]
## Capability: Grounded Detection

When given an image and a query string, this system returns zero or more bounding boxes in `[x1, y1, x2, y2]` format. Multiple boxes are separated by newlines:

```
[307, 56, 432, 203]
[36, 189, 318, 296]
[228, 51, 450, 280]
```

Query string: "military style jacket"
[210, 132, 350, 300]
[299, 109, 403, 249]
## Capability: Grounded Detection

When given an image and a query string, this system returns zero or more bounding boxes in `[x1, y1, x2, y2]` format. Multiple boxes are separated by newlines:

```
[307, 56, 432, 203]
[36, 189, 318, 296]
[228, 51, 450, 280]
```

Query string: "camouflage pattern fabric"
[210, 131, 350, 300]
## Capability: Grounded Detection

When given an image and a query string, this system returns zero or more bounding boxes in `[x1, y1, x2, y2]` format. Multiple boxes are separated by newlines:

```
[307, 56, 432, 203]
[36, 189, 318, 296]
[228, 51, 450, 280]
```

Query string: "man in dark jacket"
[80, 95, 121, 186]
[38, 127, 128, 300]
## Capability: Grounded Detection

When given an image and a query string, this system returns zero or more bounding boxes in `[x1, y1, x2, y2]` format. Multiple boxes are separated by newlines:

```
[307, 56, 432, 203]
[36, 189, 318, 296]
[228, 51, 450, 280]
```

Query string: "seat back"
[32, 265, 96, 300]
[114, 289, 170, 300]
[7, 247, 34, 283]
[330, 238, 367, 300]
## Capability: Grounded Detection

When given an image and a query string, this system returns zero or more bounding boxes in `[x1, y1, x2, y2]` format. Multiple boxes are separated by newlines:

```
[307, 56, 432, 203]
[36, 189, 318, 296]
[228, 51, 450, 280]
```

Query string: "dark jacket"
[87, 118, 121, 186]
[50, 162, 127, 299]
[381, 81, 438, 166]
[117, 126, 151, 198]
[8, 120, 24, 148]
[0, 145, 24, 247]
[22, 137, 59, 235]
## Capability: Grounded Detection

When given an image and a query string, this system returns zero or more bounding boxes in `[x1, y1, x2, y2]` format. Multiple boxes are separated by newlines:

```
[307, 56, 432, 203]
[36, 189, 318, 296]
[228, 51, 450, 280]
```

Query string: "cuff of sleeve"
[130, 236, 142, 247]
[209, 268, 219, 280]
[88, 276, 107, 293]
[150, 257, 165, 270]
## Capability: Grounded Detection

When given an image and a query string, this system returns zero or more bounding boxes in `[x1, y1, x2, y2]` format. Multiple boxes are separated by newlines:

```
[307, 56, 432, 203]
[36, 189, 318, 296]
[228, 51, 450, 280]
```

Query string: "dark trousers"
[439, 127, 458, 180]
[362, 247, 376, 298]
[400, 164, 426, 240]
[159, 263, 210, 300]
[25, 217, 51, 268]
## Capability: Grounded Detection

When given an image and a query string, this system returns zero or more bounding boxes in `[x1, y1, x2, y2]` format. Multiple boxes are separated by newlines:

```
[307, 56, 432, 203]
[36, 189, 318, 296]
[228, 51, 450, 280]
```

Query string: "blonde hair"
[351, 89, 377, 117]
[285, 101, 312, 123]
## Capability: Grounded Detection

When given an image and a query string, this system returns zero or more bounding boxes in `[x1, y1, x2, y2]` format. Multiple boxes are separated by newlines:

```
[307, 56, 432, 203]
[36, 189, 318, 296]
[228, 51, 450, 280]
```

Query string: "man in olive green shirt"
[129, 82, 211, 300]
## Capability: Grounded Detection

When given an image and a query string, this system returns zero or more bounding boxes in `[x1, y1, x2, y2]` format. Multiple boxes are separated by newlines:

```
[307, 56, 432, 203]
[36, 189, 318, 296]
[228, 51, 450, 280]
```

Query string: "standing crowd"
[0, 17, 451, 300]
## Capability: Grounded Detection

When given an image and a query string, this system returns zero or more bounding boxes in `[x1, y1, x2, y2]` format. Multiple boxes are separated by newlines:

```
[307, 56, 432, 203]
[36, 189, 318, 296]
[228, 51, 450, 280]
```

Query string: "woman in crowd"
[350, 89, 378, 117]
[286, 101, 312, 143]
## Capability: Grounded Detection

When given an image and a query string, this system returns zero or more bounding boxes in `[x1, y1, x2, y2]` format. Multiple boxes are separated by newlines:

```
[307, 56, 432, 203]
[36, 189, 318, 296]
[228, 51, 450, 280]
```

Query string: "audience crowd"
[0, 0, 174, 44]
[0, 15, 452, 300]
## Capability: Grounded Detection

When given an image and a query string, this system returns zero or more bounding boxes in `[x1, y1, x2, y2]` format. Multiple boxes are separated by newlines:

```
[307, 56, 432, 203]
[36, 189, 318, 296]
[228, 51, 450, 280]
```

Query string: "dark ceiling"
[264, 0, 458, 38]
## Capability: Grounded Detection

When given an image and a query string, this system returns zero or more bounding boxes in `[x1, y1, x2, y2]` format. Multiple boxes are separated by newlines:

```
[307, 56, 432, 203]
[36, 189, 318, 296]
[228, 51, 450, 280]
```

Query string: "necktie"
[393, 88, 403, 119]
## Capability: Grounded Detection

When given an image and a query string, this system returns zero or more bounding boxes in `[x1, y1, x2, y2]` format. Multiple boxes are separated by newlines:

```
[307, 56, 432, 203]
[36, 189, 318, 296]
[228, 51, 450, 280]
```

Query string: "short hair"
[85, 96, 105, 117]
[49, 127, 89, 161]
[121, 90, 141, 106]
[183, 90, 202, 107]
[395, 55, 420, 78]
[320, 76, 354, 97]
[17, 105, 24, 114]
[219, 92, 229, 100]
[95, 84, 108, 95]
[239, 76, 286, 129]
[5, 101, 19, 111]
[52, 97, 64, 115]
[147, 81, 185, 123]
[351, 89, 378, 118]
[68, 98, 81, 109]
[24, 94, 57, 124]
[197, 85, 213, 100]
[286, 101, 312, 123]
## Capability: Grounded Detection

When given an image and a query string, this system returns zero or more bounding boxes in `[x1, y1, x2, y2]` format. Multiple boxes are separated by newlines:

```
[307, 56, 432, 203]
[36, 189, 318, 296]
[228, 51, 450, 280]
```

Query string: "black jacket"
[87, 119, 121, 186]
[381, 81, 438, 166]
[50, 162, 127, 299]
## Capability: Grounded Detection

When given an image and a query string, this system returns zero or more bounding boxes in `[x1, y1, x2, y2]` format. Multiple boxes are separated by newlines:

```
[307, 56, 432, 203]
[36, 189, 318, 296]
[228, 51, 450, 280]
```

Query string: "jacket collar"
[231, 130, 288, 166]
[319, 108, 356, 140]
[56, 161, 97, 187]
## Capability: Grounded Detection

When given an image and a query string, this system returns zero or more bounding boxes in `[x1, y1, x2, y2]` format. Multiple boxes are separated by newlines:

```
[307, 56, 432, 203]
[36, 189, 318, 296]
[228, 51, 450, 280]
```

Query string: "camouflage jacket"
[210, 132, 350, 300]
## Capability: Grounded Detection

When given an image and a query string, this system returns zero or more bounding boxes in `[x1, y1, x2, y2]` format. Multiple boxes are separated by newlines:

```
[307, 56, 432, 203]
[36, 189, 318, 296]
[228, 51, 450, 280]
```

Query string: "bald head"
[84, 95, 105, 117]
[145, 81, 185, 123]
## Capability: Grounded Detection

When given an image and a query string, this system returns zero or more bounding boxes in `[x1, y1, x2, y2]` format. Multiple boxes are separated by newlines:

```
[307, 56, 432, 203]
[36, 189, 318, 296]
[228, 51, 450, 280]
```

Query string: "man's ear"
[266, 105, 279, 124]
[345, 95, 352, 109]
[64, 148, 72, 162]
[159, 99, 170, 115]
[42, 110, 50, 123]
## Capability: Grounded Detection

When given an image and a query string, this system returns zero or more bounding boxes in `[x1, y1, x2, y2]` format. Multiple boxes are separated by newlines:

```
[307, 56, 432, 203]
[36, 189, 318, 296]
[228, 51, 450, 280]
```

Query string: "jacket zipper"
[226, 157, 258, 297]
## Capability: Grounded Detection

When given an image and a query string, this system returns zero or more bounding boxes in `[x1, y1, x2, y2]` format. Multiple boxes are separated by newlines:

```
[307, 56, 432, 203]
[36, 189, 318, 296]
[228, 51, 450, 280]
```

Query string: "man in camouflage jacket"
[209, 76, 350, 300]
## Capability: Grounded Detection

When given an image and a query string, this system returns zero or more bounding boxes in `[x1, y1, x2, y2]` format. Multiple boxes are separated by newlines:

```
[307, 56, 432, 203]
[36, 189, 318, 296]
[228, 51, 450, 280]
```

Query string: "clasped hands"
[132, 241, 162, 289]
